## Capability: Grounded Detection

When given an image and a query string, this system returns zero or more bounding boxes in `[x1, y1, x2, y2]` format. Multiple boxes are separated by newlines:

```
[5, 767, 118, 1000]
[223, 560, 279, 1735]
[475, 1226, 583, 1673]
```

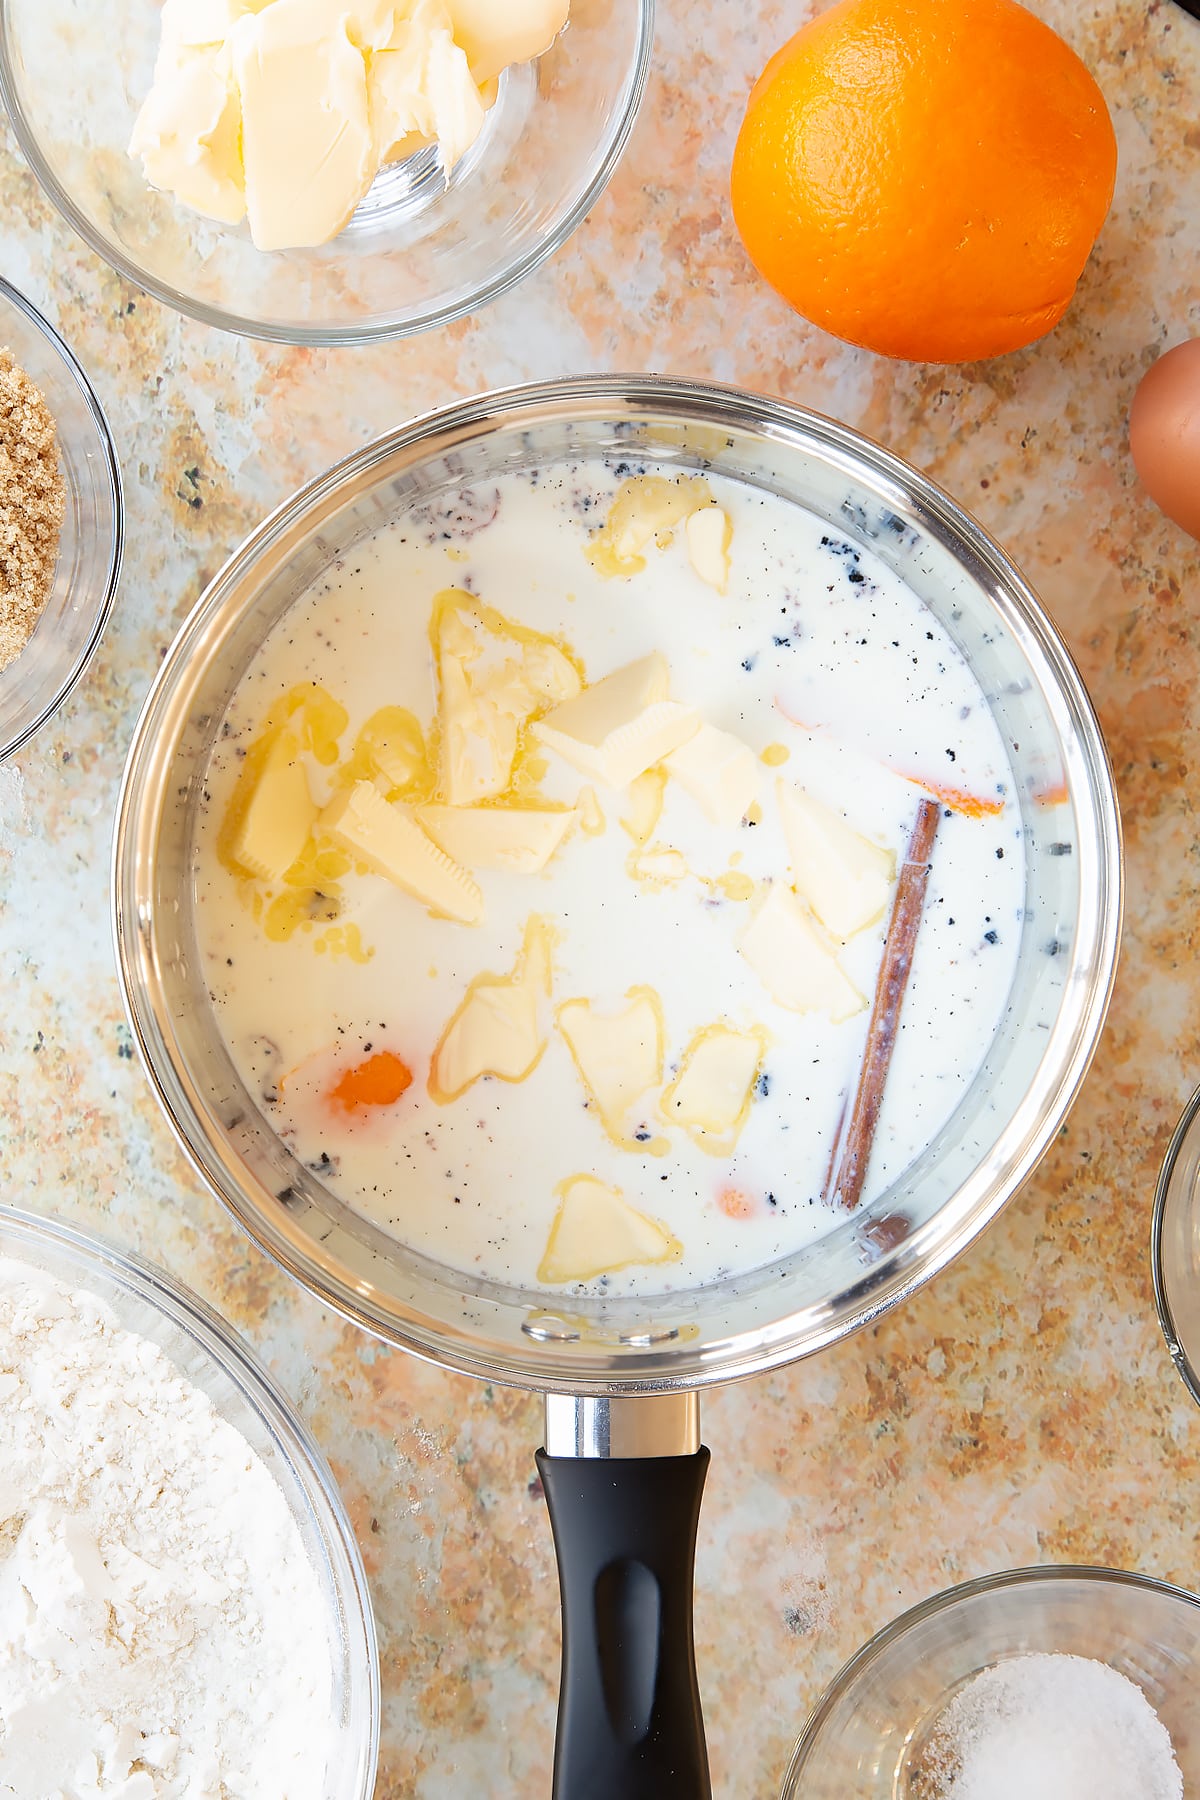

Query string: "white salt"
[924, 1651, 1183, 1800]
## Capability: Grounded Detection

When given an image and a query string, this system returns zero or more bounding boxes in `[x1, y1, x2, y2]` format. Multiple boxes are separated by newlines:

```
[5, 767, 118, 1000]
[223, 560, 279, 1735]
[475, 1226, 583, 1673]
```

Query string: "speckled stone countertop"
[2, 2, 1199, 1794]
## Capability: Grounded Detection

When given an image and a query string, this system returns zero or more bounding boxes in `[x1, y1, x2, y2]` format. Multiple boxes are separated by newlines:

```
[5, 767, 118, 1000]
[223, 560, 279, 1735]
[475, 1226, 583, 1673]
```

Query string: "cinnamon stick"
[827, 797, 941, 1211]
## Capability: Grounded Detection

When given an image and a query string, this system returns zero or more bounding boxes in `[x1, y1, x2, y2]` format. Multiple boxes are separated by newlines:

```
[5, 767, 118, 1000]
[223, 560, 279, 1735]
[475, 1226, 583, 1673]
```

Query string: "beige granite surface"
[2, 1, 1200, 1793]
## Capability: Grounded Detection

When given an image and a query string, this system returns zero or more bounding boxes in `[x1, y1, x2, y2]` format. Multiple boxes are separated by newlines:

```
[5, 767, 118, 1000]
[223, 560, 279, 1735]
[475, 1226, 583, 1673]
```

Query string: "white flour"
[0, 1258, 335, 1800]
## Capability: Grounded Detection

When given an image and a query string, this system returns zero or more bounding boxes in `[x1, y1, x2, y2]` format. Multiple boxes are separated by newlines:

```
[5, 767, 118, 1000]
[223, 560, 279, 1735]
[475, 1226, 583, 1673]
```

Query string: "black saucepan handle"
[536, 1435, 711, 1800]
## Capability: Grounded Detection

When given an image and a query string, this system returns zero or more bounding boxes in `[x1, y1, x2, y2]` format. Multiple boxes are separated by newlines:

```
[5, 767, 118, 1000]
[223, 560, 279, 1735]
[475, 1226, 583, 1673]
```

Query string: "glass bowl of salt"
[780, 1565, 1198, 1800]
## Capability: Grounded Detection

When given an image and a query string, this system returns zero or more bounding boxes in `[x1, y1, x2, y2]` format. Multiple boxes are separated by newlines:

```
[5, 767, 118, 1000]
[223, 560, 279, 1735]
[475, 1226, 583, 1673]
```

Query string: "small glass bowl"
[1152, 1081, 1200, 1406]
[0, 1204, 379, 1798]
[0, 0, 654, 344]
[0, 278, 123, 760]
[781, 1566, 1200, 1797]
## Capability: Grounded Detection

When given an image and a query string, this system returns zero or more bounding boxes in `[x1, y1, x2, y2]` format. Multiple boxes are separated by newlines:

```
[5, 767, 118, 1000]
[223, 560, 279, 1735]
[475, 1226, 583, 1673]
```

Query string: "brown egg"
[1129, 338, 1200, 541]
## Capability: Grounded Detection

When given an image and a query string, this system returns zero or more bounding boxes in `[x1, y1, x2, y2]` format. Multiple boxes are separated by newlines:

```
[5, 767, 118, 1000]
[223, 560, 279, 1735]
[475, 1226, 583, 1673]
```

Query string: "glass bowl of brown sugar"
[0, 277, 123, 760]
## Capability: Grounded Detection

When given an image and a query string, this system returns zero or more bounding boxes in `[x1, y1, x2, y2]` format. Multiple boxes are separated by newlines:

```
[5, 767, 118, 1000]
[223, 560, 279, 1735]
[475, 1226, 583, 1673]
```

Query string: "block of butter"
[660, 1023, 768, 1155]
[739, 884, 864, 1021]
[776, 780, 896, 941]
[538, 1176, 682, 1285]
[227, 726, 317, 882]
[429, 915, 553, 1101]
[433, 593, 581, 806]
[127, 0, 249, 226]
[430, 977, 541, 1101]
[417, 803, 575, 873]
[556, 989, 666, 1151]
[663, 722, 757, 827]
[234, 0, 378, 251]
[319, 781, 483, 924]
[129, 0, 571, 251]
[446, 0, 568, 85]
[534, 654, 700, 790]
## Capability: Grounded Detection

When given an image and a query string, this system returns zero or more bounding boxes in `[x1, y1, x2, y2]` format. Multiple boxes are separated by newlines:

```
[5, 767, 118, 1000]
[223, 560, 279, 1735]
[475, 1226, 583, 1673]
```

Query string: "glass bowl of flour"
[0, 1205, 378, 1800]
[781, 1566, 1199, 1800]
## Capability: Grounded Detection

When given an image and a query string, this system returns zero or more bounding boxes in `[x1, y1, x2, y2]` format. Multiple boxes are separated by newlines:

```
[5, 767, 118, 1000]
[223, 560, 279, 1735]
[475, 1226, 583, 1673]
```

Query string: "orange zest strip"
[895, 772, 1005, 819]
[328, 1050, 413, 1113]
[1031, 780, 1069, 809]
[773, 695, 812, 732]
[773, 697, 1005, 820]
[717, 1186, 756, 1221]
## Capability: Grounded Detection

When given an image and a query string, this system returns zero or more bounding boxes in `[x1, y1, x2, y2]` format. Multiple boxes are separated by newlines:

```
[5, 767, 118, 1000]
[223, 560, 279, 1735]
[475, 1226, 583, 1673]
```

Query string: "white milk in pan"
[193, 461, 1025, 1296]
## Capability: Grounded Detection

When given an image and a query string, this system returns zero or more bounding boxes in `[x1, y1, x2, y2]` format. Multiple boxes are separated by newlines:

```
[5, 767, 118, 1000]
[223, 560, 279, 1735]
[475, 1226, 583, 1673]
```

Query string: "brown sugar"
[0, 347, 65, 674]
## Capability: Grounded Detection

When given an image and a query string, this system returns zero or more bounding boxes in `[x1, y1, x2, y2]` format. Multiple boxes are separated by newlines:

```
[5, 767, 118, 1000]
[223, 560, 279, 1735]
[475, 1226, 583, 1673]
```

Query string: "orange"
[730, 0, 1118, 363]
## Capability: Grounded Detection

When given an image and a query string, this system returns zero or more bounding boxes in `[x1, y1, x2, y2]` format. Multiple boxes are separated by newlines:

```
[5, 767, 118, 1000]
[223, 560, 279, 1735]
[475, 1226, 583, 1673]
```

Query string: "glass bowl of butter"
[0, 0, 653, 344]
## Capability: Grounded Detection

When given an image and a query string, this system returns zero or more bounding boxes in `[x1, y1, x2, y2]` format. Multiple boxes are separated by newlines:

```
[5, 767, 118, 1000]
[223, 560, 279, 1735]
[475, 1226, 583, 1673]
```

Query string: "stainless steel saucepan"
[112, 377, 1122, 1798]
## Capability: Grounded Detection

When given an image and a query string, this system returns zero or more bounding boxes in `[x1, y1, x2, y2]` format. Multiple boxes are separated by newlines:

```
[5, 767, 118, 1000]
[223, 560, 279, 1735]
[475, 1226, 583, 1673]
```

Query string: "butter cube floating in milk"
[683, 505, 733, 591]
[226, 727, 317, 883]
[428, 919, 554, 1102]
[585, 475, 729, 581]
[319, 782, 483, 925]
[618, 768, 667, 845]
[664, 722, 759, 827]
[739, 885, 865, 1022]
[538, 1176, 682, 1285]
[777, 780, 896, 940]
[660, 1024, 771, 1156]
[416, 804, 576, 874]
[534, 653, 700, 789]
[556, 991, 668, 1154]
[431, 981, 543, 1101]
[434, 592, 582, 805]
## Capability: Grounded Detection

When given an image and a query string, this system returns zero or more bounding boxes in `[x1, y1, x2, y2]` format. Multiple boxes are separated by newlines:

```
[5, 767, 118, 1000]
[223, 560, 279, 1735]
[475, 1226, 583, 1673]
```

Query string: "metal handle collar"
[544, 1392, 700, 1459]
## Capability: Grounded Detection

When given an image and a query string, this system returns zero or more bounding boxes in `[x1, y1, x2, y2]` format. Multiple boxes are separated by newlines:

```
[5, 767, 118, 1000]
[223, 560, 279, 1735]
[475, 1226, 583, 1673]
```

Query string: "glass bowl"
[781, 1566, 1200, 1797]
[0, 1203, 379, 1798]
[112, 375, 1122, 1392]
[0, 278, 123, 760]
[0, 0, 654, 344]
[1152, 1081, 1200, 1407]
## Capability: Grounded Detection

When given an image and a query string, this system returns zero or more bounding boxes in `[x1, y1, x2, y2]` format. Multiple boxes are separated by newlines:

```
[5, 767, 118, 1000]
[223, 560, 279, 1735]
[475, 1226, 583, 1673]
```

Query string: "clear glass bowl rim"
[0, 3, 656, 345]
[111, 372, 1124, 1393]
[0, 276, 124, 760]
[0, 1200, 381, 1796]
[1151, 1078, 1200, 1407]
[780, 1562, 1200, 1796]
